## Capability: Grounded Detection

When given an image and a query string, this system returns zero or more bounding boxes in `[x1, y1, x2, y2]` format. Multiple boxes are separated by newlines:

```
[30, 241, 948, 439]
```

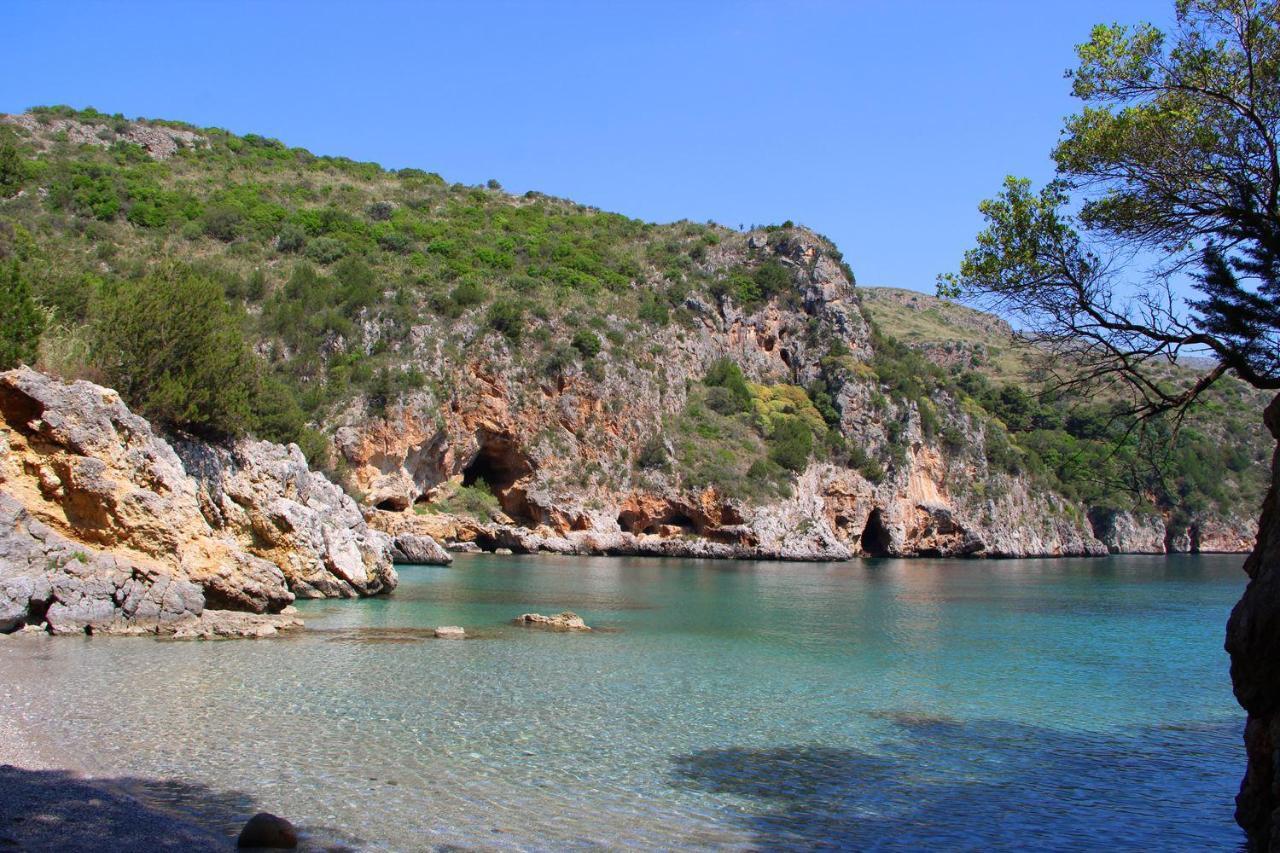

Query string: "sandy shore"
[0, 668, 238, 851]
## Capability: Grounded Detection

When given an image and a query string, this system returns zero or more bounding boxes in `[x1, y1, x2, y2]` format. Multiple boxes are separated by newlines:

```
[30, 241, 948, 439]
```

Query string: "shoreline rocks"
[376, 499, 1251, 563]
[389, 534, 453, 565]
[515, 611, 591, 631]
[0, 368, 409, 637]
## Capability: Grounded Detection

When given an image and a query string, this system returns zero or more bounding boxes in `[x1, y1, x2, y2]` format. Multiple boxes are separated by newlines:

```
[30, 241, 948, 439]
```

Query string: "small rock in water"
[237, 812, 298, 849]
[434, 625, 465, 639]
[493, 547, 514, 555]
[513, 611, 591, 631]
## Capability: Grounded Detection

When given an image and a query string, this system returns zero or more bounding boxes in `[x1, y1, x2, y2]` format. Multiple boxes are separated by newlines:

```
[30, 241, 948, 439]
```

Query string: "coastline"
[0, 645, 237, 851]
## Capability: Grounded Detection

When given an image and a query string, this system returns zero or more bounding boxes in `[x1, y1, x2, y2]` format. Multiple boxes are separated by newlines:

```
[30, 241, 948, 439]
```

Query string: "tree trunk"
[1228, 392, 1280, 848]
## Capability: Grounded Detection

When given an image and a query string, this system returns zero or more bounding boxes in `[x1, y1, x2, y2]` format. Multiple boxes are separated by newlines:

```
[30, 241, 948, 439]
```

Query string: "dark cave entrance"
[860, 509, 892, 558]
[617, 507, 699, 537]
[461, 432, 535, 524]
[647, 511, 697, 536]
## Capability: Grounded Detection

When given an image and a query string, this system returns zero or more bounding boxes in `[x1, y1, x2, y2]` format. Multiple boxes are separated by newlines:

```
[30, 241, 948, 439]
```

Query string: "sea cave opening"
[617, 508, 699, 536]
[860, 509, 892, 558]
[461, 433, 535, 525]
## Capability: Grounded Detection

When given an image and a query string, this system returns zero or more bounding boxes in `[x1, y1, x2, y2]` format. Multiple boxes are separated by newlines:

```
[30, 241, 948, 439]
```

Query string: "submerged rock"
[237, 812, 298, 849]
[434, 625, 466, 639]
[514, 611, 591, 631]
[167, 609, 303, 641]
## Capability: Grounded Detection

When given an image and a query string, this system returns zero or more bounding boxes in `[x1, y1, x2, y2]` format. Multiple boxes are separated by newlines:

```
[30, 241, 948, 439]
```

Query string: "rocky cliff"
[1228, 394, 1280, 848]
[0, 368, 398, 636]
[0, 110, 1262, 564]
[340, 231, 1112, 560]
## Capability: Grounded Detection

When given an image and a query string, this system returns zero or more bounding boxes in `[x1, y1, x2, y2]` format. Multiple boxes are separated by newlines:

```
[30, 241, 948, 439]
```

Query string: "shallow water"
[0, 554, 1248, 850]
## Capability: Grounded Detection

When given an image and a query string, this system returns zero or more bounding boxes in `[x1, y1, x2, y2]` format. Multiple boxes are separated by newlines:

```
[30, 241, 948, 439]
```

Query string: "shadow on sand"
[671, 715, 1244, 851]
[0, 764, 364, 851]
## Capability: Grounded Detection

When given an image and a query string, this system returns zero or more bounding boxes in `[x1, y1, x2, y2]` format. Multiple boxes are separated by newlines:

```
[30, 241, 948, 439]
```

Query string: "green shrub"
[487, 299, 524, 341]
[422, 479, 501, 519]
[451, 279, 486, 308]
[752, 259, 792, 301]
[571, 330, 601, 358]
[90, 265, 258, 437]
[0, 143, 30, 196]
[703, 358, 752, 411]
[768, 415, 813, 472]
[276, 223, 306, 253]
[941, 425, 967, 452]
[201, 205, 243, 241]
[704, 386, 741, 415]
[636, 435, 669, 470]
[984, 424, 1022, 475]
[638, 292, 669, 325]
[859, 458, 886, 483]
[305, 236, 346, 264]
[0, 262, 43, 369]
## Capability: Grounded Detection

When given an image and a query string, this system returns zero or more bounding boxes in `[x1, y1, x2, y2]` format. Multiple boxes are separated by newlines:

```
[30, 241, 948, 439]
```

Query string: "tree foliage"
[941, 0, 1280, 411]
[0, 262, 43, 369]
[91, 265, 259, 437]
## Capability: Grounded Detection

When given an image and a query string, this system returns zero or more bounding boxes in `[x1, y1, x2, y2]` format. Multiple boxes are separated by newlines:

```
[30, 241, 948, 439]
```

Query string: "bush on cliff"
[0, 262, 43, 370]
[768, 415, 814, 472]
[571, 330, 601, 359]
[0, 142, 30, 197]
[703, 358, 752, 412]
[90, 265, 260, 437]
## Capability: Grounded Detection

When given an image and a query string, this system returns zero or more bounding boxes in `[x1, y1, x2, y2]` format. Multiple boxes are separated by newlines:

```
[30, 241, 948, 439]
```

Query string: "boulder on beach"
[514, 611, 591, 631]
[237, 812, 298, 849]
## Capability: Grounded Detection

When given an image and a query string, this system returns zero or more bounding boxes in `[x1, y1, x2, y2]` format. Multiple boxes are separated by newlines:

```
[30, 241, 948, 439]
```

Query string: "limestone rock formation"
[2, 113, 204, 160]
[388, 533, 453, 565]
[1088, 509, 1168, 555]
[0, 493, 206, 634]
[171, 437, 397, 598]
[515, 611, 591, 631]
[0, 368, 402, 635]
[334, 231, 1135, 561]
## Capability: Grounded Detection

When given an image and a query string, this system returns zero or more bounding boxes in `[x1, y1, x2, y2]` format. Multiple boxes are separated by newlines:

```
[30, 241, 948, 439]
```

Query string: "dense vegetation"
[642, 359, 835, 502]
[859, 297, 1269, 520]
[0, 105, 1266, 524]
[0, 106, 801, 447]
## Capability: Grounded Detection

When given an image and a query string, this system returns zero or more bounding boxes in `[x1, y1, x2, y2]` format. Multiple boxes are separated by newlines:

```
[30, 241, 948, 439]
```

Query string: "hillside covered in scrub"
[0, 105, 1268, 559]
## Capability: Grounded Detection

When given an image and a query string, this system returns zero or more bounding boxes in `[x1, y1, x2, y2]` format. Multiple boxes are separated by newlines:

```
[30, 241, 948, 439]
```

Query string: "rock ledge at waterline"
[0, 367, 428, 637]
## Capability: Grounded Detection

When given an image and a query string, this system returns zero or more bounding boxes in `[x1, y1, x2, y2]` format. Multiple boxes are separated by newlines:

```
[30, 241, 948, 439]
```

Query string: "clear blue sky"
[2, 0, 1174, 292]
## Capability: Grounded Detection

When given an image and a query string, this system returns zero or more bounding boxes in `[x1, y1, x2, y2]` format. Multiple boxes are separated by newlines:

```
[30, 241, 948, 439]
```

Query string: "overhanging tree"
[938, 1, 1280, 845]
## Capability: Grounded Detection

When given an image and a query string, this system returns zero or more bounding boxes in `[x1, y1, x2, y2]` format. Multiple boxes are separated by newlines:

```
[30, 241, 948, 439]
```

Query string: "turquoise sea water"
[0, 554, 1248, 850]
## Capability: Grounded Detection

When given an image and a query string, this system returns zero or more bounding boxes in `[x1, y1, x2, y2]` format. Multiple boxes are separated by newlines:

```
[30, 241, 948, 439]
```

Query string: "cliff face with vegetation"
[0, 107, 1268, 562]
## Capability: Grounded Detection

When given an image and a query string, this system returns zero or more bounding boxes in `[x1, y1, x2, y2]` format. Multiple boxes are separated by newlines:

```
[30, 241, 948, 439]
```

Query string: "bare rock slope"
[0, 367, 400, 636]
